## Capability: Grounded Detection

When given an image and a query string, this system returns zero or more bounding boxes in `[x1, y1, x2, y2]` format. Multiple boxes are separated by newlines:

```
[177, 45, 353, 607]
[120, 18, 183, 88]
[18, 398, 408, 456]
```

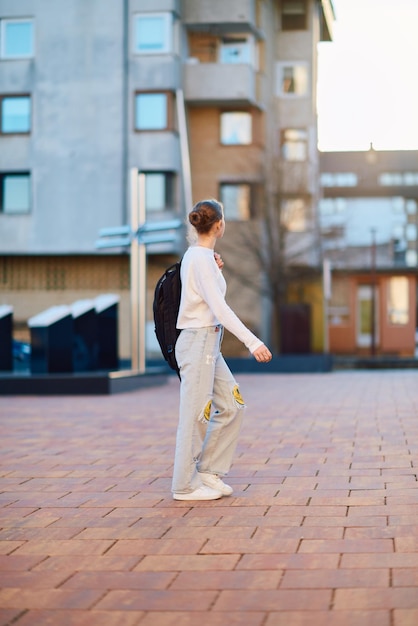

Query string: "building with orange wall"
[320, 148, 418, 356]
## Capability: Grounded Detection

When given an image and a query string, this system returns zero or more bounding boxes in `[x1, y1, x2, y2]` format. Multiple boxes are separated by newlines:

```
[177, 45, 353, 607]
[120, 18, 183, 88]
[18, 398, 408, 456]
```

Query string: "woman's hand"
[214, 252, 224, 270]
[253, 344, 273, 363]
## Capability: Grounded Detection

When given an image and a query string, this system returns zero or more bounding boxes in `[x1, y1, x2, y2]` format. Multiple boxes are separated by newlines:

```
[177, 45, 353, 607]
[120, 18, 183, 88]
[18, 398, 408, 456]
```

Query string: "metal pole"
[137, 173, 147, 374]
[101, 173, 179, 373]
[370, 228, 376, 357]
[176, 88, 192, 240]
[323, 258, 331, 353]
[130, 168, 140, 371]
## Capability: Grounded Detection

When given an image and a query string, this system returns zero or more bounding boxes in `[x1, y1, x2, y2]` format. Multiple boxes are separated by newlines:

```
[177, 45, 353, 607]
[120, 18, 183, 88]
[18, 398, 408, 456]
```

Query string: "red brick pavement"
[1, 371, 418, 625]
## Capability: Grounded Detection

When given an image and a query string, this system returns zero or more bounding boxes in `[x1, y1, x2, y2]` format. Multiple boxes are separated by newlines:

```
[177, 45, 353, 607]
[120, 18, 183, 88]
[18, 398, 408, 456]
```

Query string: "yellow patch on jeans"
[232, 385, 246, 409]
[203, 399, 212, 421]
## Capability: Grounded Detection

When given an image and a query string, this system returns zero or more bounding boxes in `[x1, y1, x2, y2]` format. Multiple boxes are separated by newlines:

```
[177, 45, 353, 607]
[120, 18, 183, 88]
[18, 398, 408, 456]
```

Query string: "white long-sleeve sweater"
[176, 245, 263, 355]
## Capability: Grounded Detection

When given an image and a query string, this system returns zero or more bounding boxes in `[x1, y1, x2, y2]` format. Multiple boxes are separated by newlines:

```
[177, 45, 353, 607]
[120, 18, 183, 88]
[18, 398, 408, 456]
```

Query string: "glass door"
[356, 285, 378, 348]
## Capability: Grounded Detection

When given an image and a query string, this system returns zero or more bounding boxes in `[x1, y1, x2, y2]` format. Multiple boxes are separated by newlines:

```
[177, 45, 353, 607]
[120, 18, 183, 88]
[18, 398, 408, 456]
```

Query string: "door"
[356, 285, 379, 348]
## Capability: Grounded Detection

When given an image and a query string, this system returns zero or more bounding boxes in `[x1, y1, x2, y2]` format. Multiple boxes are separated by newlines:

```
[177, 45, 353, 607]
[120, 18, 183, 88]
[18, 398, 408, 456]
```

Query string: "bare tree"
[219, 157, 320, 354]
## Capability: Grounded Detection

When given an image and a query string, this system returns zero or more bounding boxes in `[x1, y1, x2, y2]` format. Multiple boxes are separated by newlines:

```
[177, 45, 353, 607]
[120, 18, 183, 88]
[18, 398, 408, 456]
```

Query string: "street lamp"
[370, 227, 376, 357]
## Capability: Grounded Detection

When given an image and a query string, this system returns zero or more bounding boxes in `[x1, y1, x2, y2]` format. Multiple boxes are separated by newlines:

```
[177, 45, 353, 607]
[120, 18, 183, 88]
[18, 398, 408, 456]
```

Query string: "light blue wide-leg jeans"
[172, 326, 246, 494]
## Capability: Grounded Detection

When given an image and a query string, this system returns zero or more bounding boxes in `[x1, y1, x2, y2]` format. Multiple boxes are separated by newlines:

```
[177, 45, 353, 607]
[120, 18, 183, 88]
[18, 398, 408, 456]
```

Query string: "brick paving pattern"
[1, 370, 418, 625]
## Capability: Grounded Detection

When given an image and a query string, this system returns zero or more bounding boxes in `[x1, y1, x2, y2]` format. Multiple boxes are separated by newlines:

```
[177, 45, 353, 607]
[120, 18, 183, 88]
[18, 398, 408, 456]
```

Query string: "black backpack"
[153, 261, 182, 379]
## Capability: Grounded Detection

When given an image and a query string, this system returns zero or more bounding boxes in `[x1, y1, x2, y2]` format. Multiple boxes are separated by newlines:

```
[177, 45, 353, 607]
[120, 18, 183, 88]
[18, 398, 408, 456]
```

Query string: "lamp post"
[366, 145, 378, 358]
[370, 227, 376, 357]
[323, 258, 331, 353]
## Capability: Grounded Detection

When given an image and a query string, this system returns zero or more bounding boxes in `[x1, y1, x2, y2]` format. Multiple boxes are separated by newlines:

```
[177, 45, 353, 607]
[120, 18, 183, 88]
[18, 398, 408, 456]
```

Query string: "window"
[392, 224, 404, 241]
[0, 19, 34, 59]
[281, 1, 307, 30]
[379, 173, 402, 186]
[391, 197, 404, 213]
[134, 13, 172, 54]
[281, 198, 308, 232]
[319, 198, 346, 216]
[404, 172, 418, 185]
[357, 285, 378, 347]
[0, 173, 31, 214]
[328, 276, 350, 326]
[276, 62, 308, 96]
[320, 172, 358, 187]
[281, 128, 308, 161]
[219, 35, 255, 65]
[220, 112, 252, 145]
[405, 250, 417, 267]
[387, 277, 409, 325]
[406, 224, 417, 241]
[135, 92, 173, 131]
[220, 183, 251, 220]
[1, 95, 31, 133]
[379, 172, 418, 186]
[406, 200, 417, 215]
[144, 172, 174, 213]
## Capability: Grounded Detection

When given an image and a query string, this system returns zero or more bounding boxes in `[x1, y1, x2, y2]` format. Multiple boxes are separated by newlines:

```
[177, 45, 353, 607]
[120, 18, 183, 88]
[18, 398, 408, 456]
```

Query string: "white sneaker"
[199, 472, 233, 496]
[173, 485, 223, 501]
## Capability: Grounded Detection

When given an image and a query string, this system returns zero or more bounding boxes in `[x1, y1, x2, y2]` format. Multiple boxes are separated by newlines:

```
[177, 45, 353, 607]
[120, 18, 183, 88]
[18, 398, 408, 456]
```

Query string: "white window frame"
[0, 18, 34, 59]
[133, 12, 173, 55]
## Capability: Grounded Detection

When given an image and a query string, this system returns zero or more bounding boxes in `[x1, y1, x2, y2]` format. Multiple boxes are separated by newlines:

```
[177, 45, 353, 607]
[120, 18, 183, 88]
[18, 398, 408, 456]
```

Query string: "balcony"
[183, 62, 262, 106]
[182, 0, 262, 38]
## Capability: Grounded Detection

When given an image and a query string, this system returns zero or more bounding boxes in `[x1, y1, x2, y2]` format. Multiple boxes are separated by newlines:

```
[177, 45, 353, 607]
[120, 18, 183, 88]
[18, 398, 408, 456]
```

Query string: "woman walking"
[172, 198, 272, 501]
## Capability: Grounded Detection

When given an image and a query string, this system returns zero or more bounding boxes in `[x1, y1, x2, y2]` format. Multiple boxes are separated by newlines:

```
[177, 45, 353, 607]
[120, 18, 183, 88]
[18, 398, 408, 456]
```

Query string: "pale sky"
[317, 0, 418, 152]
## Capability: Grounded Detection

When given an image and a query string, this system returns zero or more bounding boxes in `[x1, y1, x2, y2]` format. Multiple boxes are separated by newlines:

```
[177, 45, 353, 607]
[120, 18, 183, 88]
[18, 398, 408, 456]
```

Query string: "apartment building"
[0, 0, 334, 359]
[320, 148, 418, 356]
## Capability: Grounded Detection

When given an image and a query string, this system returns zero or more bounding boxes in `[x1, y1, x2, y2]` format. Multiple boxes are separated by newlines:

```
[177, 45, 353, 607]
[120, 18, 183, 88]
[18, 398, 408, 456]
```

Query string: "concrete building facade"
[0, 0, 334, 359]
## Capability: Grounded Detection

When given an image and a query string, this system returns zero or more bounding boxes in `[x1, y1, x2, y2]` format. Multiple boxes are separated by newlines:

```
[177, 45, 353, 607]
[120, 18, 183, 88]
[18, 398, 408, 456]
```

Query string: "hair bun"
[188, 199, 223, 235]
[189, 211, 200, 226]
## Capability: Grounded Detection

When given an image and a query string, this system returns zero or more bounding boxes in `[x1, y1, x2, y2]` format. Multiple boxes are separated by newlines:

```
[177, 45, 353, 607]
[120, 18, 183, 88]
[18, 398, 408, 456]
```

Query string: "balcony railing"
[183, 61, 261, 106]
[182, 0, 261, 37]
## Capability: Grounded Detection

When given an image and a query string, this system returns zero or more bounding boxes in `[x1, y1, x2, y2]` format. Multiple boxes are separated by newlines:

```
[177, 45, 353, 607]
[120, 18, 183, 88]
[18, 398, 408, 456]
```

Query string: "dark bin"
[0, 305, 13, 371]
[28, 306, 73, 374]
[71, 300, 98, 372]
[95, 294, 119, 370]
[280, 303, 311, 354]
